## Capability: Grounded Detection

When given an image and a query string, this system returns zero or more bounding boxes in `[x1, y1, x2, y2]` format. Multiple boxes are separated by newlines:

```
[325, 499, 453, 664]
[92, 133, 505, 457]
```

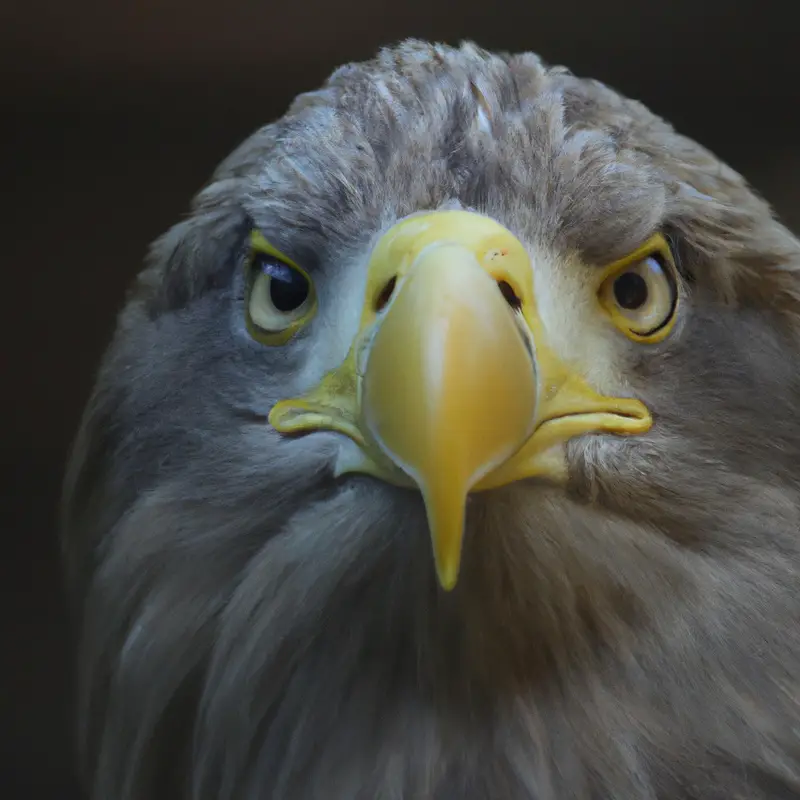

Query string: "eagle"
[61, 40, 800, 800]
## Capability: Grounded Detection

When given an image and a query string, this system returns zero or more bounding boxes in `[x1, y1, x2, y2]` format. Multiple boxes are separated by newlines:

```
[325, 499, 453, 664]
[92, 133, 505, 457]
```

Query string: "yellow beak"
[361, 242, 537, 589]
[269, 211, 651, 590]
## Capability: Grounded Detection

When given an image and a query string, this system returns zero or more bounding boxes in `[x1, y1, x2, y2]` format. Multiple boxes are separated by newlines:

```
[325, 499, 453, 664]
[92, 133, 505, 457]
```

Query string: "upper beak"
[269, 210, 651, 590]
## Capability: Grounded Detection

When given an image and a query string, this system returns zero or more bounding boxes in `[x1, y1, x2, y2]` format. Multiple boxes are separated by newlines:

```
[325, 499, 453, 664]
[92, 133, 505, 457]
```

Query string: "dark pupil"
[613, 271, 649, 310]
[262, 259, 309, 312]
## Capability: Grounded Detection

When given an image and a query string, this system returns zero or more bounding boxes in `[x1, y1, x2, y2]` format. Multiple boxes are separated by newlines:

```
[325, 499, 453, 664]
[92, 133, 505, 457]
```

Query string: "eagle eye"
[245, 231, 317, 345]
[598, 237, 679, 343]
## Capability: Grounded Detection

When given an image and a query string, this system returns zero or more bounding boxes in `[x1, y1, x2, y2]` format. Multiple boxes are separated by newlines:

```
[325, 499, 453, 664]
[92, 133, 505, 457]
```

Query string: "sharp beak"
[269, 210, 652, 590]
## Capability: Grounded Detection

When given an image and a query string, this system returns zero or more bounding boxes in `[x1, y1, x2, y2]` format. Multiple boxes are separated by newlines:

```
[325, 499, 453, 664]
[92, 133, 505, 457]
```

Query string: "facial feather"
[62, 40, 800, 800]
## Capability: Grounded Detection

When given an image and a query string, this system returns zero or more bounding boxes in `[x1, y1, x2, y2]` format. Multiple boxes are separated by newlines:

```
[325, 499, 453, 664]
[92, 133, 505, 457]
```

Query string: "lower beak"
[269, 211, 651, 590]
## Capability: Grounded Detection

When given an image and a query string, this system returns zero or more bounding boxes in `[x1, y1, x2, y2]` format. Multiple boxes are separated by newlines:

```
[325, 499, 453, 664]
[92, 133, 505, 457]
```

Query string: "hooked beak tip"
[437, 567, 459, 592]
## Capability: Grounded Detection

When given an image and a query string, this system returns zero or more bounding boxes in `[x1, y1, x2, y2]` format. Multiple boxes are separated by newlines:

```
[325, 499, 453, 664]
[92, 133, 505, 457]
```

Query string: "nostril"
[374, 276, 397, 312]
[497, 280, 522, 311]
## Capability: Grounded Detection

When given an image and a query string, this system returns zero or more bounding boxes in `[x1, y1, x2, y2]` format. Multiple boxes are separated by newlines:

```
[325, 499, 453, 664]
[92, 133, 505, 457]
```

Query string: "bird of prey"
[61, 40, 800, 800]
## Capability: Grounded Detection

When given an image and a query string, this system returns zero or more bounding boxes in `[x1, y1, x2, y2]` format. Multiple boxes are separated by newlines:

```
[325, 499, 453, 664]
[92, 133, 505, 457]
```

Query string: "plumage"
[62, 40, 800, 799]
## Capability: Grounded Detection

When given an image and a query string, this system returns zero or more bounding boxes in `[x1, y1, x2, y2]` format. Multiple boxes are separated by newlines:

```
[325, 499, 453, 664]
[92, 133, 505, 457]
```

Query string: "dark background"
[3, 2, 798, 797]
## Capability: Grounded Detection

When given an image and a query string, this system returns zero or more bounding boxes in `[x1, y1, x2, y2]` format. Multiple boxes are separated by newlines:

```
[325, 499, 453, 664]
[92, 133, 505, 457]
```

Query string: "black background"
[3, 2, 799, 797]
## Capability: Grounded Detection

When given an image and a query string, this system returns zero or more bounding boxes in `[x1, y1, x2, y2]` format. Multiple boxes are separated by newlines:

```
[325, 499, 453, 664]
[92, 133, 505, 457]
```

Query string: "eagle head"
[62, 40, 800, 800]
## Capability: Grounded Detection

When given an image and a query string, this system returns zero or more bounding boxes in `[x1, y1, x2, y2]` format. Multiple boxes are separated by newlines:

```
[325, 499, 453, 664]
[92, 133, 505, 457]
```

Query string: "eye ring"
[598, 240, 679, 343]
[245, 232, 317, 346]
